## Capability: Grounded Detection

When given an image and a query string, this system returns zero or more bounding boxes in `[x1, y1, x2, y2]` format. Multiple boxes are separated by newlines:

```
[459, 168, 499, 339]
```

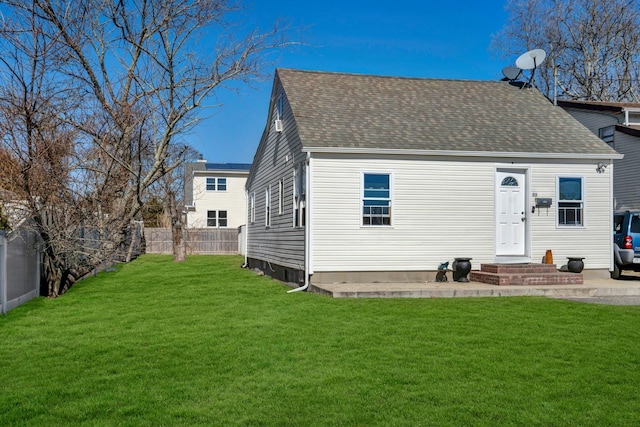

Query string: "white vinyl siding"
[187, 172, 248, 228]
[311, 155, 613, 271]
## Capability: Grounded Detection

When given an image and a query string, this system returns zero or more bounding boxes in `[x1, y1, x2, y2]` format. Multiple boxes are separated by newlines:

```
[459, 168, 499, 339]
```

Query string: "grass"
[1, 254, 640, 426]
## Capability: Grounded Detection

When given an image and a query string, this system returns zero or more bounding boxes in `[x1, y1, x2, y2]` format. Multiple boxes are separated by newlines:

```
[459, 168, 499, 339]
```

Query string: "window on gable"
[363, 173, 391, 226]
[558, 177, 583, 227]
[206, 177, 227, 191]
[598, 126, 614, 144]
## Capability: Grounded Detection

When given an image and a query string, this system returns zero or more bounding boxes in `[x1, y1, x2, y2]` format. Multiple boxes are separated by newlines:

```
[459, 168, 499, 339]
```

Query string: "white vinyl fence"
[0, 229, 40, 315]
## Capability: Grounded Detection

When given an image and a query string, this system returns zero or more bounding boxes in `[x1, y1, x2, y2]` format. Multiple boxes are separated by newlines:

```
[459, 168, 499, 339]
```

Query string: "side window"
[265, 186, 271, 227]
[206, 177, 215, 191]
[631, 216, 640, 233]
[218, 210, 227, 227]
[207, 210, 217, 227]
[250, 193, 255, 224]
[206, 177, 226, 191]
[278, 179, 284, 215]
[293, 164, 306, 227]
[557, 177, 583, 227]
[362, 173, 392, 226]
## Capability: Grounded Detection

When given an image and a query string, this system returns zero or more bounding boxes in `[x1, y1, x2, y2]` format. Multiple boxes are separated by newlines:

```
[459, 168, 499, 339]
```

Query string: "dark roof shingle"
[277, 69, 618, 157]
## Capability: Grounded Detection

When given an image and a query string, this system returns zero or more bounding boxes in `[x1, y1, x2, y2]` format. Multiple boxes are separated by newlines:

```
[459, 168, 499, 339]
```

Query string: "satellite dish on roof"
[515, 48, 547, 70]
[502, 66, 522, 81]
[506, 48, 547, 89]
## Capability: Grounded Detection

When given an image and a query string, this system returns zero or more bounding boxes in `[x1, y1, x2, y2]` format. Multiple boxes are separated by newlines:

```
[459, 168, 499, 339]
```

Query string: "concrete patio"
[309, 274, 640, 300]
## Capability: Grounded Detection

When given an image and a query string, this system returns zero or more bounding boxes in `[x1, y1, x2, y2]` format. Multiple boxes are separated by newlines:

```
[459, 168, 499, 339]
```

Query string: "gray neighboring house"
[245, 68, 622, 288]
[558, 100, 640, 211]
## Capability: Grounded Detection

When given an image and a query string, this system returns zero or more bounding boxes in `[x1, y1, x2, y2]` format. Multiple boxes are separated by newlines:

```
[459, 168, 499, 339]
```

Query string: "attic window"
[276, 96, 283, 119]
[598, 125, 614, 144]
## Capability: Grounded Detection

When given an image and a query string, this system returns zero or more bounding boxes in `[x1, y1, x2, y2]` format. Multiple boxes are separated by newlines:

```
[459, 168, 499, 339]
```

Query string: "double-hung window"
[557, 177, 583, 226]
[206, 177, 227, 191]
[207, 210, 228, 227]
[362, 173, 391, 226]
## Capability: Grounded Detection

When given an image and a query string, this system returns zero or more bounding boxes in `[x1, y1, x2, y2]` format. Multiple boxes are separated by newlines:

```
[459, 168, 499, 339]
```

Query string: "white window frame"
[293, 163, 306, 228]
[361, 172, 393, 227]
[250, 193, 255, 224]
[207, 210, 217, 227]
[206, 177, 227, 192]
[557, 176, 584, 227]
[265, 186, 271, 227]
[207, 210, 228, 228]
[278, 178, 284, 215]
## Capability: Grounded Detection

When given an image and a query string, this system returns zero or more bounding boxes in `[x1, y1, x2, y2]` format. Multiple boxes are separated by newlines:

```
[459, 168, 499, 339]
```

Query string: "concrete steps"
[470, 263, 583, 286]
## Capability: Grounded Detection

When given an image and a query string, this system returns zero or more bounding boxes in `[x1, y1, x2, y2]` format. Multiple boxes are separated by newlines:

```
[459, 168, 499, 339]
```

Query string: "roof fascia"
[616, 124, 640, 138]
[304, 146, 624, 160]
[557, 100, 623, 113]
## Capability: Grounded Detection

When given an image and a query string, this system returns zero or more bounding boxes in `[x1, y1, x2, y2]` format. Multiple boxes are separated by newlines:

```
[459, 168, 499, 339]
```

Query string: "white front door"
[495, 169, 526, 256]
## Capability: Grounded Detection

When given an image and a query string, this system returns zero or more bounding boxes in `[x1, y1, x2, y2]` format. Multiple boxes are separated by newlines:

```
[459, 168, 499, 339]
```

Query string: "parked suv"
[612, 211, 640, 279]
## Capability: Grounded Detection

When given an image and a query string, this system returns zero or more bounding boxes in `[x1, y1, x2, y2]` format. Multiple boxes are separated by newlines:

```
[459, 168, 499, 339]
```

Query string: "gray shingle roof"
[277, 69, 619, 157]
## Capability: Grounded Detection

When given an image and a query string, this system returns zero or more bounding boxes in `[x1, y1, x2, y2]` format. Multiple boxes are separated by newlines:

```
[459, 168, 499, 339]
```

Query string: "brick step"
[480, 263, 558, 274]
[470, 270, 583, 286]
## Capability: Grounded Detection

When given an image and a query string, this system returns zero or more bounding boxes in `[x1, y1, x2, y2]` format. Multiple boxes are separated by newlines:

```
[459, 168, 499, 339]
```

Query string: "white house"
[558, 100, 640, 211]
[185, 161, 252, 229]
[245, 69, 622, 289]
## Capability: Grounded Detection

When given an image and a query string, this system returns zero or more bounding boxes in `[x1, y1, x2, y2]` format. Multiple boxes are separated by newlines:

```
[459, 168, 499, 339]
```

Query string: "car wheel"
[611, 263, 622, 279]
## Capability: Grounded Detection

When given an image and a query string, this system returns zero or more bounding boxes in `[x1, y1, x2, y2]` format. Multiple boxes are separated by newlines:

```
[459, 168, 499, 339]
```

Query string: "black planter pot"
[452, 258, 472, 282]
[567, 257, 585, 273]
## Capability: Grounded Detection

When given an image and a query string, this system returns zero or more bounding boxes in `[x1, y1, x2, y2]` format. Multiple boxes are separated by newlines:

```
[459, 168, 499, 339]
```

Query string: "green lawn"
[1, 255, 639, 426]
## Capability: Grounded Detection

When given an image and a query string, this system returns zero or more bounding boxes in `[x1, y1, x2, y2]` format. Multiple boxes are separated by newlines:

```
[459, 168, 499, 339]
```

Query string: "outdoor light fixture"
[596, 162, 608, 174]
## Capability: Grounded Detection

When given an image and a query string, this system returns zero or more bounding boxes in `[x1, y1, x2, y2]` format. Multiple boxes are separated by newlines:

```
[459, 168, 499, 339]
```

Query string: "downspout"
[288, 152, 311, 293]
[243, 189, 249, 267]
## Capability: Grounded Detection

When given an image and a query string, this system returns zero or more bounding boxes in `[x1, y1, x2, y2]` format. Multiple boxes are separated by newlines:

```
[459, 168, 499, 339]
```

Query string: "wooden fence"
[144, 228, 241, 255]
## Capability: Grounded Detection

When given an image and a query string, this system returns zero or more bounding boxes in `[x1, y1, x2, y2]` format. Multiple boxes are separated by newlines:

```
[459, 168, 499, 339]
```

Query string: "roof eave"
[303, 147, 624, 160]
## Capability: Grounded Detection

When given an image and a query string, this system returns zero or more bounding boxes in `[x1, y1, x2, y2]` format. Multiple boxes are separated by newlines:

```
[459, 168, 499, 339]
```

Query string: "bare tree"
[0, 0, 289, 296]
[492, 0, 640, 101]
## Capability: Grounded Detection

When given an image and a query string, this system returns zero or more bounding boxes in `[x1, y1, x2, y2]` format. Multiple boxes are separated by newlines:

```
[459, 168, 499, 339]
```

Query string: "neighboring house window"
[250, 193, 255, 224]
[206, 177, 227, 191]
[598, 126, 614, 144]
[278, 179, 284, 215]
[277, 96, 283, 119]
[293, 163, 306, 227]
[206, 177, 215, 191]
[557, 177, 583, 227]
[363, 173, 391, 226]
[207, 210, 227, 227]
[265, 186, 271, 227]
[218, 210, 227, 227]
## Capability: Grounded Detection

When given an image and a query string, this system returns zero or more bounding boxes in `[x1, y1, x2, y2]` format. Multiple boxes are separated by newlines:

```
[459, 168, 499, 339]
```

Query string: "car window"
[614, 215, 624, 233]
[631, 216, 640, 233]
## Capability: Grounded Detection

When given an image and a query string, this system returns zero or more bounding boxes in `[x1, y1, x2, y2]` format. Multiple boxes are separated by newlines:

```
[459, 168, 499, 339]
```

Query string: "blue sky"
[189, 0, 511, 163]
